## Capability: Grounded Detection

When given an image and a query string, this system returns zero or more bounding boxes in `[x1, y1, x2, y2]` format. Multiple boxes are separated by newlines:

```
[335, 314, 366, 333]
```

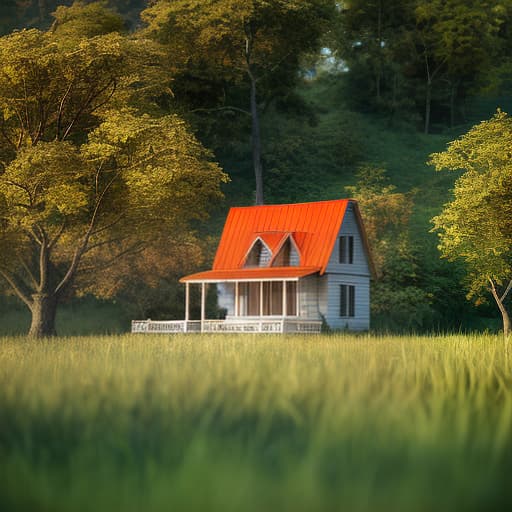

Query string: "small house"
[132, 198, 374, 334]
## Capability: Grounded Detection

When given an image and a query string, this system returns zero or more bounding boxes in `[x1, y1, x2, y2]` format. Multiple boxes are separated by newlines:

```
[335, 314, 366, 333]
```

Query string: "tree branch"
[500, 278, 512, 303]
[54, 167, 120, 295]
[0, 268, 32, 308]
[79, 242, 145, 273]
[48, 221, 67, 250]
[16, 253, 39, 290]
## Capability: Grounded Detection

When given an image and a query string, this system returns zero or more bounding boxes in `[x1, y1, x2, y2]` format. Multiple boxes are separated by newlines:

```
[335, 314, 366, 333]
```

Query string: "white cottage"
[132, 198, 375, 334]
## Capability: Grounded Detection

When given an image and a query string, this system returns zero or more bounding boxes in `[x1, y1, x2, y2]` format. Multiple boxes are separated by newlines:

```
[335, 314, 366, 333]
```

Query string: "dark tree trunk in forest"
[244, 23, 264, 205]
[424, 79, 432, 134]
[249, 71, 264, 205]
[449, 81, 458, 128]
[38, 0, 47, 23]
[375, 0, 383, 104]
[29, 293, 58, 337]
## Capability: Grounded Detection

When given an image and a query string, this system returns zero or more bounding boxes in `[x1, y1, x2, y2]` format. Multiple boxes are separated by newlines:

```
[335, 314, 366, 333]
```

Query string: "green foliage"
[142, 0, 336, 202]
[52, 1, 126, 40]
[431, 110, 512, 299]
[336, 0, 512, 130]
[0, 4, 227, 335]
[1, 334, 512, 510]
[346, 166, 434, 330]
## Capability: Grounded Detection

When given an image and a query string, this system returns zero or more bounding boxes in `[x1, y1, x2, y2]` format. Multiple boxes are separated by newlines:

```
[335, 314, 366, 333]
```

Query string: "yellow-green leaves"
[52, 1, 125, 42]
[0, 12, 227, 311]
[1, 142, 88, 225]
[431, 110, 512, 299]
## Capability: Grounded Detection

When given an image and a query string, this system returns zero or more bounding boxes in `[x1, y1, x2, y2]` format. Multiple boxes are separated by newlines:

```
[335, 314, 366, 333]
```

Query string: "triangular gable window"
[271, 235, 300, 267]
[244, 238, 272, 267]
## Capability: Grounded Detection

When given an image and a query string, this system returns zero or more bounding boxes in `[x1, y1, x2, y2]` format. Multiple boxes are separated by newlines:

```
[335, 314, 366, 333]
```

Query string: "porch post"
[296, 279, 300, 317]
[184, 282, 190, 333]
[282, 280, 287, 317]
[259, 281, 263, 317]
[235, 281, 239, 317]
[201, 282, 206, 332]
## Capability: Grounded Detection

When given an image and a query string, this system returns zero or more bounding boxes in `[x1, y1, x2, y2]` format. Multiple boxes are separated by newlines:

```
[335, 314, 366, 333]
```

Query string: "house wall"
[325, 274, 370, 330]
[324, 202, 371, 331]
[299, 275, 321, 320]
[326, 202, 370, 276]
[290, 243, 300, 266]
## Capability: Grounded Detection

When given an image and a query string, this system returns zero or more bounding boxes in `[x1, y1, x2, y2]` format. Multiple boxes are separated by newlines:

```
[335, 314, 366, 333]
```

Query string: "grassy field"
[1, 334, 512, 511]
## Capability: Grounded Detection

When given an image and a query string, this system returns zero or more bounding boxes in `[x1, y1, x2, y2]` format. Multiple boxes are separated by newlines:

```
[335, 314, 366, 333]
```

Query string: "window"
[340, 285, 355, 317]
[272, 237, 300, 267]
[245, 239, 271, 267]
[339, 236, 354, 264]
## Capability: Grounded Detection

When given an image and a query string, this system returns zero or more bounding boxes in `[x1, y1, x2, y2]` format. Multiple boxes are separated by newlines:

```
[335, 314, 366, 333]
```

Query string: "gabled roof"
[215, 199, 350, 274]
[180, 198, 374, 283]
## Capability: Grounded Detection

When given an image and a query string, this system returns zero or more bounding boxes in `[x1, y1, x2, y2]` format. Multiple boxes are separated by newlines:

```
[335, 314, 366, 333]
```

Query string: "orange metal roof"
[180, 267, 320, 283]
[213, 199, 350, 274]
[180, 198, 376, 283]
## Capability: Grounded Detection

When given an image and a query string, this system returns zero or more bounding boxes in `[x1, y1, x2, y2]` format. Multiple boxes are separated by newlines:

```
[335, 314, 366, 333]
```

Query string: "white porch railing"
[131, 318, 322, 334]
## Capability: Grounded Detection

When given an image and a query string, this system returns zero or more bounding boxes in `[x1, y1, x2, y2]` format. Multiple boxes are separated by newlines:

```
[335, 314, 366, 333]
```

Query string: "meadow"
[1, 333, 512, 511]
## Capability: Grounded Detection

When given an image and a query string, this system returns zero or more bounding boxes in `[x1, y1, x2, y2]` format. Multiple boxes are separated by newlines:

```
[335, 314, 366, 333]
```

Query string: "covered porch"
[131, 267, 322, 334]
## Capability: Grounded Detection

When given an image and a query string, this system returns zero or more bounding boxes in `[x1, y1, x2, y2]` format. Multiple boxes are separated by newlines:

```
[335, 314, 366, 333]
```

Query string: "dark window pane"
[340, 285, 347, 316]
[349, 285, 355, 317]
[286, 281, 297, 316]
[339, 237, 346, 263]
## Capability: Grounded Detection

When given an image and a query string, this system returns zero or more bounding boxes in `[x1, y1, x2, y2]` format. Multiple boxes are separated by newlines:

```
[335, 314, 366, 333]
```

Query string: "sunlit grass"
[1, 334, 512, 511]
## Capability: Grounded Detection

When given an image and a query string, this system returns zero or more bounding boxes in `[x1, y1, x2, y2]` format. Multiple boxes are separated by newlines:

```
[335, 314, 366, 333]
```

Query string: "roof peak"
[230, 198, 353, 211]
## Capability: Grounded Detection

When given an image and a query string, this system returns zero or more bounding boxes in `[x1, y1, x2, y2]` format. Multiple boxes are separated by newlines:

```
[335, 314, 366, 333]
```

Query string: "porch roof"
[179, 266, 320, 283]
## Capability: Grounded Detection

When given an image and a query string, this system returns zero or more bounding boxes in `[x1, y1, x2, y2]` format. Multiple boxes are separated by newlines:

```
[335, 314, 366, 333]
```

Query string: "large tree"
[431, 110, 512, 336]
[0, 5, 227, 337]
[142, 0, 335, 205]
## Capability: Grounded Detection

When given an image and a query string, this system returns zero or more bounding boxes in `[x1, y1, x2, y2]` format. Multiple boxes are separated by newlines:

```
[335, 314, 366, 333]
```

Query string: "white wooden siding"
[290, 243, 300, 266]
[259, 244, 272, 266]
[324, 202, 371, 330]
[299, 275, 321, 320]
[324, 274, 370, 330]
[318, 275, 328, 319]
[326, 203, 370, 277]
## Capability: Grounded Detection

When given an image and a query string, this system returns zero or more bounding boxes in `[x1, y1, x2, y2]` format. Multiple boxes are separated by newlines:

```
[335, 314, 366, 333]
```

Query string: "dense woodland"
[1, 0, 512, 335]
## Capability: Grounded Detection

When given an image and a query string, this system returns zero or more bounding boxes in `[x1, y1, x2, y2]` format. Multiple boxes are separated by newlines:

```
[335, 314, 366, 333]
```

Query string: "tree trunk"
[375, 0, 383, 104]
[38, 0, 47, 23]
[449, 81, 458, 129]
[495, 297, 510, 339]
[489, 280, 511, 339]
[29, 293, 57, 338]
[249, 71, 264, 205]
[424, 79, 432, 134]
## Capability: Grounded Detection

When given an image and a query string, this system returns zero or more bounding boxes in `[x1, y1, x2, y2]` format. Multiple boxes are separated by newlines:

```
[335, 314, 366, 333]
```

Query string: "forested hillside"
[1, 0, 511, 334]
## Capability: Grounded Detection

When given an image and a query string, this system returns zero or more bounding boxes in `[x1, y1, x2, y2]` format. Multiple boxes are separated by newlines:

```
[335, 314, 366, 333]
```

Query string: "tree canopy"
[431, 110, 512, 335]
[0, 4, 227, 337]
[142, 0, 336, 204]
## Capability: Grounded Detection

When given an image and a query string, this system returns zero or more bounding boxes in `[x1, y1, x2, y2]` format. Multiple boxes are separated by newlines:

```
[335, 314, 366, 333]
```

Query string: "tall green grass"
[1, 334, 512, 511]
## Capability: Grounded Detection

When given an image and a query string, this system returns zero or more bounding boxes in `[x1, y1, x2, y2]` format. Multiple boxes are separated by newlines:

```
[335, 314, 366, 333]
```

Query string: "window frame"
[340, 284, 355, 317]
[339, 235, 354, 264]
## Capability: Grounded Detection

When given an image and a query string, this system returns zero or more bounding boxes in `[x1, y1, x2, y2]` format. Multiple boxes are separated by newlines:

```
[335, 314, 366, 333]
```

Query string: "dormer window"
[244, 238, 272, 267]
[272, 236, 300, 267]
